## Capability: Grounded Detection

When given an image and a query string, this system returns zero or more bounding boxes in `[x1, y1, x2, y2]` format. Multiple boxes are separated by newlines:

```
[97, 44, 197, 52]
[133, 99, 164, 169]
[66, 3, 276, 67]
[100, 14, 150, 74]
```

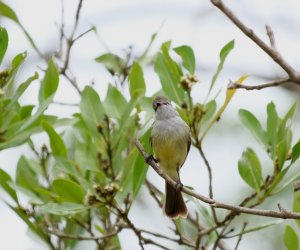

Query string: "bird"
[150, 96, 191, 218]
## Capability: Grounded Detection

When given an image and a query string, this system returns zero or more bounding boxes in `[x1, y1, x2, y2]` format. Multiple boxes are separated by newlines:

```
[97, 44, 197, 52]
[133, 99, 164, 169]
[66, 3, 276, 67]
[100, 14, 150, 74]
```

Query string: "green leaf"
[75, 140, 98, 171]
[173, 45, 196, 74]
[200, 75, 248, 142]
[39, 58, 59, 104]
[40, 202, 87, 215]
[0, 168, 18, 203]
[95, 53, 125, 75]
[284, 225, 299, 250]
[0, 2, 19, 23]
[278, 103, 297, 145]
[272, 165, 300, 194]
[0, 26, 8, 65]
[293, 191, 300, 228]
[112, 97, 140, 146]
[117, 148, 139, 202]
[0, 2, 43, 57]
[154, 41, 184, 105]
[132, 130, 150, 197]
[54, 157, 80, 178]
[80, 86, 105, 135]
[238, 148, 263, 193]
[208, 40, 234, 94]
[266, 102, 278, 158]
[6, 72, 38, 110]
[277, 138, 289, 170]
[282, 102, 297, 128]
[42, 121, 67, 157]
[15, 156, 39, 192]
[239, 109, 267, 147]
[20, 105, 34, 119]
[19, 94, 54, 131]
[128, 62, 146, 98]
[0, 115, 68, 150]
[4, 52, 27, 96]
[103, 84, 127, 120]
[12, 52, 26, 69]
[52, 179, 85, 203]
[292, 140, 300, 164]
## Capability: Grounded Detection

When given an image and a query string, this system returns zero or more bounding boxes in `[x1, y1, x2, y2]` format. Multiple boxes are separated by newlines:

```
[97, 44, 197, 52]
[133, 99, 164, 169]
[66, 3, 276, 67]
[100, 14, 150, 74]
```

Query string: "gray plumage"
[150, 96, 191, 218]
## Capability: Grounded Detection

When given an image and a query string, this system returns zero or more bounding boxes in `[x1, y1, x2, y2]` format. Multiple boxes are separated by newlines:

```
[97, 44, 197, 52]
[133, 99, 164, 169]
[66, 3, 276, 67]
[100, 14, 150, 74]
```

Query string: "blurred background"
[0, 0, 300, 249]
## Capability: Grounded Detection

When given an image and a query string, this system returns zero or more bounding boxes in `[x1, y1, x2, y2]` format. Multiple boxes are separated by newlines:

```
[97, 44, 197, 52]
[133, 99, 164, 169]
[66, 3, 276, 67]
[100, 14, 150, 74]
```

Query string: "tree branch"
[198, 146, 219, 225]
[227, 78, 290, 90]
[134, 139, 300, 220]
[234, 222, 247, 250]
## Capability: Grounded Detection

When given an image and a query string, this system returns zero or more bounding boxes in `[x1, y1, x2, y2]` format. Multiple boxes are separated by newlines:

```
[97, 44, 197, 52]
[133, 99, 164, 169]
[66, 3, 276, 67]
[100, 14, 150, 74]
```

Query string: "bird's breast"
[151, 119, 190, 179]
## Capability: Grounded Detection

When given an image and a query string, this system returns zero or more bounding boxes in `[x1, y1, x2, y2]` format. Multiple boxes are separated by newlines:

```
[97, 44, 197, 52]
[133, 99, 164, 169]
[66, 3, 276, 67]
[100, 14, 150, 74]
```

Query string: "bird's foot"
[146, 155, 159, 164]
[175, 181, 183, 192]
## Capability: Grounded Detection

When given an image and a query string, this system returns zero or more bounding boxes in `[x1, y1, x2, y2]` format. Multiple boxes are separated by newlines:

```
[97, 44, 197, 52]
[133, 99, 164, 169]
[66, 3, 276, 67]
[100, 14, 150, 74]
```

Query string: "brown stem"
[228, 78, 290, 90]
[198, 146, 219, 226]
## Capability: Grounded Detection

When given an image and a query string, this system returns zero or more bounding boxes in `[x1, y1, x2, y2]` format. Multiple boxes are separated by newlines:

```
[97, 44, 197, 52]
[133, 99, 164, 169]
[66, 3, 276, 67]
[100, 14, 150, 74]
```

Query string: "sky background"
[1, 0, 300, 249]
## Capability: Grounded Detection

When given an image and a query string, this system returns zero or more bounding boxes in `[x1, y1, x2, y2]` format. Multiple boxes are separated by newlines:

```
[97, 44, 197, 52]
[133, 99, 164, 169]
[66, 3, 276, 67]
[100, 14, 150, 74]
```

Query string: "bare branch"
[59, 0, 85, 94]
[52, 101, 79, 106]
[234, 222, 247, 250]
[227, 78, 290, 90]
[265, 25, 276, 49]
[198, 146, 219, 225]
[73, 27, 95, 43]
[72, 0, 84, 37]
[134, 139, 300, 220]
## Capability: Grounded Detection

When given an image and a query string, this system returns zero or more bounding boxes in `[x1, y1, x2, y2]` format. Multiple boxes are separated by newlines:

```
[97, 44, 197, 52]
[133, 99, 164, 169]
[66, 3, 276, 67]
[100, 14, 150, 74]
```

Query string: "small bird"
[150, 96, 191, 218]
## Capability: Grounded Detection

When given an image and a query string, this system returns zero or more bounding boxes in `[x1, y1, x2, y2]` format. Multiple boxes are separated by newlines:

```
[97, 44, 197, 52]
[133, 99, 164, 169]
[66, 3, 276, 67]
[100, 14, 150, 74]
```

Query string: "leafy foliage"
[238, 148, 263, 194]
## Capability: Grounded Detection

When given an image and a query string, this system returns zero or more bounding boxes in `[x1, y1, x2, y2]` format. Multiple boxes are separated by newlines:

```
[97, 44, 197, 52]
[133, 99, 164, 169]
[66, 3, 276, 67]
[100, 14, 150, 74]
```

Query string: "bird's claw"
[146, 155, 159, 164]
[175, 182, 183, 191]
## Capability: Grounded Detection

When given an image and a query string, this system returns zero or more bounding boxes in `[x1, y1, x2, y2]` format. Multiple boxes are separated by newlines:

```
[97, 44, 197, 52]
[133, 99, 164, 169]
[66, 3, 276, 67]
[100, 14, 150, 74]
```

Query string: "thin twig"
[140, 229, 179, 243]
[234, 222, 247, 250]
[52, 101, 79, 106]
[265, 25, 276, 49]
[61, 71, 81, 94]
[227, 78, 289, 90]
[134, 139, 300, 220]
[59, 0, 84, 94]
[198, 146, 219, 225]
[73, 27, 95, 43]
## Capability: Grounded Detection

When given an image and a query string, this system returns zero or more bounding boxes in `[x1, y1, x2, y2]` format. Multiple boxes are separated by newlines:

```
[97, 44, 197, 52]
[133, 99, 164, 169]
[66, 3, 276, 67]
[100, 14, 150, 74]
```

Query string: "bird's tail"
[164, 181, 188, 219]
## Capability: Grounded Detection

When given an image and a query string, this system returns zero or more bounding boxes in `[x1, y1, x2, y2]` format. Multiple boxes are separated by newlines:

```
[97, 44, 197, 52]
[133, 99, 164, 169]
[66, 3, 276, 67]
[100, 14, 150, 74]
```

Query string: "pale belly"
[151, 121, 190, 180]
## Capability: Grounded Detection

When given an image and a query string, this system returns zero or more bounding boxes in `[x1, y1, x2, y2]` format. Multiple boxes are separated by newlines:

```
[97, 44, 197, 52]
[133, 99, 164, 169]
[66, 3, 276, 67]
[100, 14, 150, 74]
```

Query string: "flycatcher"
[150, 96, 191, 218]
